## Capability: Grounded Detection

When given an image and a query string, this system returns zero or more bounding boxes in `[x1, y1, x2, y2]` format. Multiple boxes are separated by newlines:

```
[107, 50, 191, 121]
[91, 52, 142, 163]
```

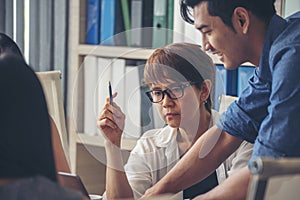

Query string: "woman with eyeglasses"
[97, 43, 253, 200]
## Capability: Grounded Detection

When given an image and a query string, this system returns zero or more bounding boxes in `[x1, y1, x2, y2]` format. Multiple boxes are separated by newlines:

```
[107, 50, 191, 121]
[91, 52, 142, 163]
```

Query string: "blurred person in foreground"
[0, 55, 82, 200]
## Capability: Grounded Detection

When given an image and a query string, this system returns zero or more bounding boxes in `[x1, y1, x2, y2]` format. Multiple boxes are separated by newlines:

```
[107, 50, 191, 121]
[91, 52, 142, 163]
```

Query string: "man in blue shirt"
[143, 0, 300, 199]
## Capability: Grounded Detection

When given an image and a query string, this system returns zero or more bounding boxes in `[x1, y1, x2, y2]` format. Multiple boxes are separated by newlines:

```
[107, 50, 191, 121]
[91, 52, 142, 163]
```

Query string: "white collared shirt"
[124, 110, 253, 199]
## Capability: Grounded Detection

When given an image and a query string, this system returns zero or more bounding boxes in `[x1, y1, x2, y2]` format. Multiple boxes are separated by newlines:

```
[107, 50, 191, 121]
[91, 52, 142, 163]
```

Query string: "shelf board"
[76, 45, 155, 60]
[76, 44, 253, 66]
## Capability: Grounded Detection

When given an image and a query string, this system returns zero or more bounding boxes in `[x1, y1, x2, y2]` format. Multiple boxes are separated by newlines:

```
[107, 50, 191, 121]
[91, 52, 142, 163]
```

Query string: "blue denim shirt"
[217, 12, 300, 158]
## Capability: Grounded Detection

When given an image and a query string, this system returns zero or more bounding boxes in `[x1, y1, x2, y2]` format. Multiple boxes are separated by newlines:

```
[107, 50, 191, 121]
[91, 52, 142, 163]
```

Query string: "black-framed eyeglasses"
[145, 82, 199, 103]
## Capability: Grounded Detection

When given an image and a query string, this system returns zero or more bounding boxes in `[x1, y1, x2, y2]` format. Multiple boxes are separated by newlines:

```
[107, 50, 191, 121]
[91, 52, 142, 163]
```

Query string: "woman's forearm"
[105, 141, 134, 199]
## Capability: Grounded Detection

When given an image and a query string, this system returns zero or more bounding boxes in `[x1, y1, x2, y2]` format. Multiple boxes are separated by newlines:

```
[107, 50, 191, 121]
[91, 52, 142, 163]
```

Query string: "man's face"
[193, 2, 249, 69]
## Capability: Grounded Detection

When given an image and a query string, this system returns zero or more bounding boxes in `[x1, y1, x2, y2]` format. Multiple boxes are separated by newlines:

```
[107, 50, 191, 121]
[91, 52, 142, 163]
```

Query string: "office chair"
[247, 157, 300, 200]
[36, 70, 70, 168]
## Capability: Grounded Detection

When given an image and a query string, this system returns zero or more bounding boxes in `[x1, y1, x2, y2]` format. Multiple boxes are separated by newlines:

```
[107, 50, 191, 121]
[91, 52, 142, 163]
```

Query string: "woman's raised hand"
[97, 92, 125, 147]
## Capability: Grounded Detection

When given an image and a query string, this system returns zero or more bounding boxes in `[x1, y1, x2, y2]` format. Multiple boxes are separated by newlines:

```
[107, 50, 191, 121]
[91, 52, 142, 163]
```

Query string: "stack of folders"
[86, 0, 127, 45]
[85, 0, 174, 48]
[82, 56, 164, 137]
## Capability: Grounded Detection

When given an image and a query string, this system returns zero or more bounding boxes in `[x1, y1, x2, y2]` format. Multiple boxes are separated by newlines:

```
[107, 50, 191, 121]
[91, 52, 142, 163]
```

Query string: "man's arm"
[143, 125, 242, 197]
[194, 166, 251, 200]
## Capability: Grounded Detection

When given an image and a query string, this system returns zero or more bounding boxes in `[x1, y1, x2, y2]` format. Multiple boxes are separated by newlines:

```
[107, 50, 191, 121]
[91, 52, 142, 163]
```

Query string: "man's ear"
[232, 7, 250, 34]
[201, 79, 212, 102]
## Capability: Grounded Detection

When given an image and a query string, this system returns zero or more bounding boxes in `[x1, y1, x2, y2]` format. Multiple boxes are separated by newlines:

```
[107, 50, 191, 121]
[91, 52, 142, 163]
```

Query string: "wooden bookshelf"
[68, 0, 155, 175]
[68, 0, 147, 191]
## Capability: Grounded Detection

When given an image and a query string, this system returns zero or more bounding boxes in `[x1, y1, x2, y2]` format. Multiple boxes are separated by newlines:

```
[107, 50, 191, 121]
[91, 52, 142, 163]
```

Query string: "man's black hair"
[181, 0, 276, 29]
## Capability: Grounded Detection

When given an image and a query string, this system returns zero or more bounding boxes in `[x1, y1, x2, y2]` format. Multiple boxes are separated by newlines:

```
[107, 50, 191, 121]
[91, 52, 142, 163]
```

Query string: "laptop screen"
[57, 172, 90, 199]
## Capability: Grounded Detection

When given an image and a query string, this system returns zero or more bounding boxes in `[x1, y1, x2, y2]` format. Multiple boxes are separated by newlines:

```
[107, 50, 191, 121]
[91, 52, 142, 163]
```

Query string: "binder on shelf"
[171, 0, 200, 44]
[111, 58, 126, 110]
[100, 0, 116, 45]
[95, 57, 113, 133]
[130, 0, 154, 47]
[237, 66, 255, 96]
[172, 0, 185, 43]
[121, 0, 131, 46]
[96, 57, 113, 135]
[137, 61, 152, 133]
[86, 0, 101, 44]
[141, 0, 154, 47]
[114, 0, 128, 46]
[184, 21, 201, 44]
[83, 56, 99, 135]
[214, 64, 238, 111]
[167, 0, 174, 44]
[123, 61, 142, 139]
[152, 0, 167, 48]
[130, 0, 143, 47]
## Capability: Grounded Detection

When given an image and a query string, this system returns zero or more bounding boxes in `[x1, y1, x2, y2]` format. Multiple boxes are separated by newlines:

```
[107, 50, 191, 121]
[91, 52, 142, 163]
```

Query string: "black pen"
[109, 81, 113, 105]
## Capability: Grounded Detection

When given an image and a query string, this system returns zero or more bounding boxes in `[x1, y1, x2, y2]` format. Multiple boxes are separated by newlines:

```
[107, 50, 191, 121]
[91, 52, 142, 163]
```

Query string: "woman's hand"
[142, 184, 165, 199]
[97, 92, 125, 147]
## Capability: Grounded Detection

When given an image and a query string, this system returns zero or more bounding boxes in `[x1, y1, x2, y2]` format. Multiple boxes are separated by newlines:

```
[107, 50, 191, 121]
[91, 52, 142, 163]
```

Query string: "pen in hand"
[109, 81, 113, 105]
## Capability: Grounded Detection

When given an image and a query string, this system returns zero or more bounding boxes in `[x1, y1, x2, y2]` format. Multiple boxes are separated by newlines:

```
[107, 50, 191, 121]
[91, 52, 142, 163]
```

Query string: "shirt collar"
[259, 14, 287, 70]
[154, 126, 178, 148]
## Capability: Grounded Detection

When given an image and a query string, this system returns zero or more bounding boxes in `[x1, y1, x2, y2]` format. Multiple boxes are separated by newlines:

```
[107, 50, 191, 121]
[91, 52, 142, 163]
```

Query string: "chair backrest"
[218, 94, 238, 113]
[36, 71, 70, 166]
[247, 157, 300, 200]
